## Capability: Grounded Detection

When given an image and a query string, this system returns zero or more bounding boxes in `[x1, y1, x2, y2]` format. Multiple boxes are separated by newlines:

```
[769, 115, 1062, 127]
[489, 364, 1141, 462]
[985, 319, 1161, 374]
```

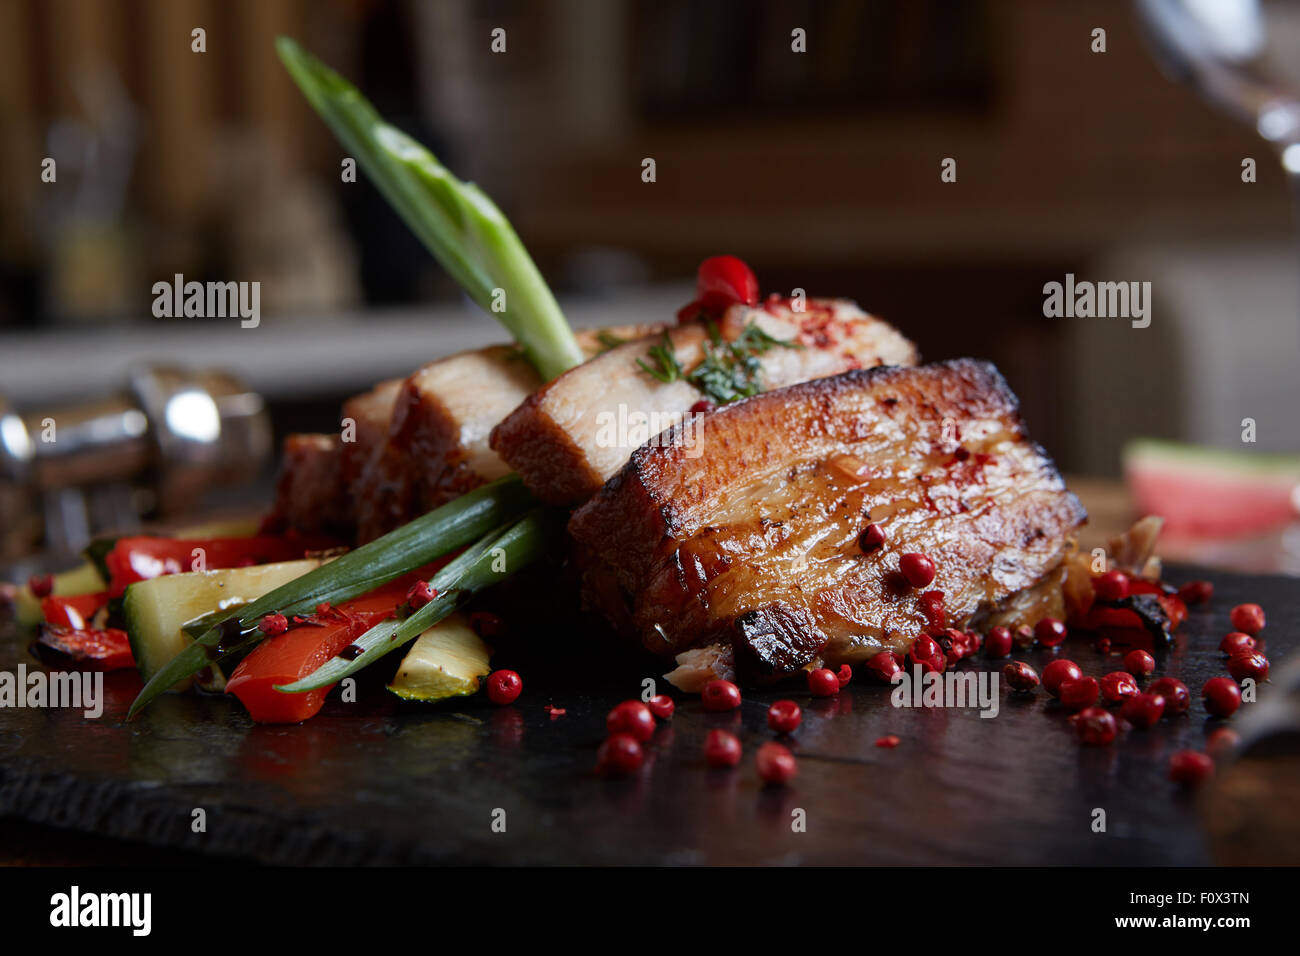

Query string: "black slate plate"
[0, 564, 1295, 865]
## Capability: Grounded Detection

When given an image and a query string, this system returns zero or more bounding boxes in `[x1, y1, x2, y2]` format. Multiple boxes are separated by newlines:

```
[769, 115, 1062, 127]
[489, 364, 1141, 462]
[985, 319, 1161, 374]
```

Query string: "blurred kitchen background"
[1, 0, 1298, 571]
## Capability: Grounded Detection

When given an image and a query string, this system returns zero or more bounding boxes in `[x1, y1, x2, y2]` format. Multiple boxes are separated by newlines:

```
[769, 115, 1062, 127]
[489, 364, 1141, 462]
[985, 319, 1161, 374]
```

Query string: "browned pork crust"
[569, 359, 1086, 683]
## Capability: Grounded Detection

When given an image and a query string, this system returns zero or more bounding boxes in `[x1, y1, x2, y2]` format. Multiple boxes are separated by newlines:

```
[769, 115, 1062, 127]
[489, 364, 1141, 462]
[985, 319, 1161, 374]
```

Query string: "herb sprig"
[637, 321, 802, 405]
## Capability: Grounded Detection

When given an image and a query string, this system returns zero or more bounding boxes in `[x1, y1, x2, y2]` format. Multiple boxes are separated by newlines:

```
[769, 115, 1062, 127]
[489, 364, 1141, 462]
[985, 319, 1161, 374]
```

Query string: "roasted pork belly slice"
[354, 326, 655, 541]
[569, 359, 1086, 684]
[271, 433, 350, 537]
[270, 379, 401, 538]
[492, 298, 919, 506]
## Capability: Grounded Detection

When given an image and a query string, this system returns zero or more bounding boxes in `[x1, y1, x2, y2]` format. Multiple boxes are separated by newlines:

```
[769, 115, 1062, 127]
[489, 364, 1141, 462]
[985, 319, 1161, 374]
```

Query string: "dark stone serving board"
[0, 564, 1295, 865]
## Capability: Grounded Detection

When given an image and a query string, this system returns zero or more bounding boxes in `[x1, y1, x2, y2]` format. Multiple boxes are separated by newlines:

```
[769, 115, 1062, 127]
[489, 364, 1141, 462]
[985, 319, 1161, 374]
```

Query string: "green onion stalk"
[128, 40, 584, 717]
[128, 477, 539, 717]
[275, 37, 584, 381]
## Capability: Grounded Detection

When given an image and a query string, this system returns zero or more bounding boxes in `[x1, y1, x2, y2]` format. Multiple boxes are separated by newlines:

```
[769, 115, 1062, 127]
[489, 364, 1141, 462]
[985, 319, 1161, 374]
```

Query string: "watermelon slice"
[1123, 439, 1300, 538]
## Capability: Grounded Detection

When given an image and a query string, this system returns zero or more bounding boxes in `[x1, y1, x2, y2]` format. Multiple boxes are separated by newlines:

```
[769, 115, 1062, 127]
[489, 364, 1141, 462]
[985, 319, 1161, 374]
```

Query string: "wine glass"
[1136, 0, 1300, 215]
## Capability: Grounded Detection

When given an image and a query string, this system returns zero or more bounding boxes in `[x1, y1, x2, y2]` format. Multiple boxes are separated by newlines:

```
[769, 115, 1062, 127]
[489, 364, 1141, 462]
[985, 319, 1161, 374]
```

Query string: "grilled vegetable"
[104, 533, 336, 597]
[13, 563, 104, 630]
[124, 558, 326, 693]
[275, 509, 558, 694]
[387, 613, 492, 703]
[36, 625, 134, 671]
[224, 577, 418, 723]
[126, 475, 534, 716]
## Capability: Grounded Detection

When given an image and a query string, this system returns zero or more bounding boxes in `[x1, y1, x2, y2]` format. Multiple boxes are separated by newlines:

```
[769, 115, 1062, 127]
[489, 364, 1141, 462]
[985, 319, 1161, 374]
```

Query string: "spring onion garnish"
[275, 509, 559, 694]
[275, 37, 584, 381]
[126, 475, 534, 717]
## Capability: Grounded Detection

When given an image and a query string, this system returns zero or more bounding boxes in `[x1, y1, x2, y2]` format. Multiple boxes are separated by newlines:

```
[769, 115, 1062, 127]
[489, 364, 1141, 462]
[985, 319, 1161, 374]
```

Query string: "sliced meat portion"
[353, 346, 536, 541]
[569, 359, 1086, 685]
[355, 326, 655, 541]
[492, 298, 919, 506]
[269, 379, 401, 538]
[271, 434, 350, 538]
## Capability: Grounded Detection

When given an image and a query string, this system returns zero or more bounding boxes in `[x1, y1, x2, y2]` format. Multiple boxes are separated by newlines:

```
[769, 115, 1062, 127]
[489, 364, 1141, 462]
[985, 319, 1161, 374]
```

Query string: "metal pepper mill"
[0, 365, 272, 560]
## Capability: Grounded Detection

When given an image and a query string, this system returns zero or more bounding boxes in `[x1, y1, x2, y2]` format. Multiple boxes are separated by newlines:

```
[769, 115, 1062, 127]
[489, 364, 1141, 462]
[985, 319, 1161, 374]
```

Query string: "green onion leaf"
[274, 509, 560, 694]
[275, 36, 584, 381]
[126, 475, 534, 718]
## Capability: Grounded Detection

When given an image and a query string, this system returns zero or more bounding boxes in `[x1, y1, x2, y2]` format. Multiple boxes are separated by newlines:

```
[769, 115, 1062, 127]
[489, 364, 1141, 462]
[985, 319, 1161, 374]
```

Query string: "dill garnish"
[635, 320, 802, 403]
[635, 330, 684, 383]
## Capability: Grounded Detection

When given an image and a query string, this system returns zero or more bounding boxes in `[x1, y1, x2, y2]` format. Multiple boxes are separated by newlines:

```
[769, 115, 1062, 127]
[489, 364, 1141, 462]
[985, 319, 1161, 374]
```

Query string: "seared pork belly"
[353, 346, 538, 541]
[354, 326, 655, 541]
[270, 379, 401, 538]
[568, 359, 1086, 686]
[491, 298, 919, 506]
[271, 434, 351, 537]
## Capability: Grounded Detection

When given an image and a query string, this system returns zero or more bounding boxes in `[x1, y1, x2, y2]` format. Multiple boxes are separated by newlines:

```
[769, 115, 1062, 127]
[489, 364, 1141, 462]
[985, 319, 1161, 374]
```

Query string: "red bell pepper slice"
[41, 592, 109, 630]
[37, 625, 135, 671]
[225, 577, 418, 724]
[104, 533, 338, 597]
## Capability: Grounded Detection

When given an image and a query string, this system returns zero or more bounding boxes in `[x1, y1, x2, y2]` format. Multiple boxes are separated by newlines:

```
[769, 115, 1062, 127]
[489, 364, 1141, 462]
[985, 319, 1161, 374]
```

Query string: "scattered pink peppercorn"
[807, 668, 840, 697]
[597, 733, 644, 776]
[702, 679, 742, 711]
[1034, 617, 1068, 648]
[907, 635, 946, 675]
[1123, 649, 1155, 677]
[258, 613, 289, 636]
[858, 523, 886, 553]
[1002, 661, 1040, 692]
[405, 581, 436, 610]
[485, 669, 523, 705]
[899, 552, 936, 588]
[646, 694, 675, 719]
[1072, 706, 1118, 746]
[1093, 570, 1130, 602]
[767, 700, 802, 734]
[875, 735, 901, 748]
[1168, 750, 1214, 788]
[756, 742, 797, 784]
[1229, 603, 1265, 635]
[917, 590, 946, 629]
[1042, 659, 1083, 697]
[688, 399, 714, 415]
[469, 610, 506, 638]
[1219, 632, 1256, 657]
[866, 650, 902, 682]
[704, 729, 742, 767]
[1149, 677, 1191, 715]
[1100, 671, 1139, 704]
[1058, 676, 1100, 712]
[984, 626, 1013, 658]
[1121, 692, 1165, 729]
[1206, 727, 1240, 757]
[1227, 651, 1269, 683]
[1177, 579, 1213, 605]
[606, 700, 655, 741]
[1201, 677, 1241, 718]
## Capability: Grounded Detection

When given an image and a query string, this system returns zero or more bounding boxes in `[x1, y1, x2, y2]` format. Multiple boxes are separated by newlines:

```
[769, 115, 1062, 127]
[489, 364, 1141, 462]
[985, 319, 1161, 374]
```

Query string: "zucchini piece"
[387, 613, 491, 702]
[14, 563, 105, 630]
[123, 558, 323, 693]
